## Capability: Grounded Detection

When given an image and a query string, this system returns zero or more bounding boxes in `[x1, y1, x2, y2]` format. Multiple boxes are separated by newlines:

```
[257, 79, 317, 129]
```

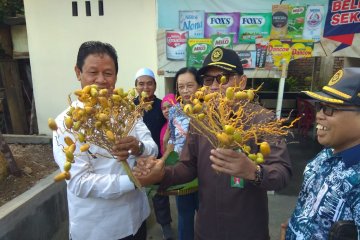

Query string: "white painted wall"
[24, 0, 162, 135]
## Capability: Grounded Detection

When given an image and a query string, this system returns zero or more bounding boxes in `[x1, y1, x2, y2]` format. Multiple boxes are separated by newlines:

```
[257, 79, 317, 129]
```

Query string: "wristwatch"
[251, 165, 263, 185]
[137, 141, 145, 156]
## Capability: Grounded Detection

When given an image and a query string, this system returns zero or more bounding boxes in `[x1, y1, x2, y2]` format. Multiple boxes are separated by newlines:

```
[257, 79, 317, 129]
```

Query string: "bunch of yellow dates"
[179, 76, 299, 165]
[48, 85, 149, 187]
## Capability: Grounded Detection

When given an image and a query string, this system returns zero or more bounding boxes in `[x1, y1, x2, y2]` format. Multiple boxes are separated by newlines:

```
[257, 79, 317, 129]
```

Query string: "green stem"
[121, 160, 142, 189]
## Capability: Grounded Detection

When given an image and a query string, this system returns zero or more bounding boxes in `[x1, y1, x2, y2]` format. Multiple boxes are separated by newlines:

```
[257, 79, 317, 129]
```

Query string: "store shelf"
[157, 30, 360, 78]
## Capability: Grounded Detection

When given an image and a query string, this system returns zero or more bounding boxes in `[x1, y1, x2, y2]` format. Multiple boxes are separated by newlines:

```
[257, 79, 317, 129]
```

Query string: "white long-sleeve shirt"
[53, 104, 158, 240]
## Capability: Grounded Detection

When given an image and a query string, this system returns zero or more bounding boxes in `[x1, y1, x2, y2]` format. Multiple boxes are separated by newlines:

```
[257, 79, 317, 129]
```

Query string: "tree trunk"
[0, 132, 21, 176]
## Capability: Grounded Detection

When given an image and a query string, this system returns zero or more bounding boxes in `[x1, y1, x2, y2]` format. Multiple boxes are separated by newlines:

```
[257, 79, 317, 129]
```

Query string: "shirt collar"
[332, 144, 360, 168]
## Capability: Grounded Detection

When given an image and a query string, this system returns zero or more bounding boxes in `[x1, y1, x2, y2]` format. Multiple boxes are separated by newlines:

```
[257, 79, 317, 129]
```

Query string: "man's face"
[316, 103, 360, 153]
[75, 53, 117, 91]
[203, 67, 247, 93]
[135, 76, 156, 98]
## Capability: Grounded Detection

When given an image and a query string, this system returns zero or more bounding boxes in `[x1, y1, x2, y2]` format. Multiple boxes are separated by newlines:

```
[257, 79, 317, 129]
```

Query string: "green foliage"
[0, 0, 24, 22]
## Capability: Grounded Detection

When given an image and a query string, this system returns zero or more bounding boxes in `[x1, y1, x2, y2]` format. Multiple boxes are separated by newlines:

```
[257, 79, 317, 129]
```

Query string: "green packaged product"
[287, 6, 306, 39]
[239, 13, 272, 43]
[186, 38, 213, 69]
[211, 34, 233, 49]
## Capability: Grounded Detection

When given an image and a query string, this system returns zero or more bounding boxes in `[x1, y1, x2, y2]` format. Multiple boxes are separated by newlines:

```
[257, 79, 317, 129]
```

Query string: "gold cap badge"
[211, 48, 223, 62]
[328, 69, 343, 86]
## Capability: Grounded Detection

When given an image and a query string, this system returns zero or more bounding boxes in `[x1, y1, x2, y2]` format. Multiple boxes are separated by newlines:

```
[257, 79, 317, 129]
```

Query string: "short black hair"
[174, 67, 203, 99]
[76, 41, 118, 74]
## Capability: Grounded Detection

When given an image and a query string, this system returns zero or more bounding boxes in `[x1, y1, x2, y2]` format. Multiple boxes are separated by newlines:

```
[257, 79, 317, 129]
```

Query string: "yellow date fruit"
[216, 132, 233, 146]
[243, 145, 251, 153]
[247, 90, 255, 101]
[98, 113, 109, 122]
[128, 89, 136, 97]
[90, 87, 98, 97]
[73, 121, 81, 131]
[80, 143, 90, 152]
[197, 113, 205, 120]
[234, 91, 248, 100]
[204, 93, 215, 102]
[54, 172, 71, 182]
[248, 153, 257, 161]
[99, 89, 108, 96]
[223, 125, 235, 135]
[82, 85, 91, 94]
[256, 155, 265, 164]
[233, 131, 242, 143]
[106, 130, 115, 142]
[192, 103, 202, 114]
[183, 104, 193, 114]
[77, 132, 85, 142]
[259, 142, 271, 157]
[194, 91, 204, 99]
[63, 162, 72, 172]
[220, 75, 227, 84]
[64, 117, 73, 129]
[64, 136, 74, 146]
[68, 144, 76, 153]
[141, 91, 148, 98]
[225, 87, 235, 100]
[48, 118, 58, 131]
[65, 151, 74, 161]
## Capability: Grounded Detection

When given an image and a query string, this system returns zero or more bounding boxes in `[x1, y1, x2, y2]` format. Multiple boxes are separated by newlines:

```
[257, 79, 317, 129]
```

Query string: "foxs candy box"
[204, 12, 240, 44]
[238, 13, 272, 43]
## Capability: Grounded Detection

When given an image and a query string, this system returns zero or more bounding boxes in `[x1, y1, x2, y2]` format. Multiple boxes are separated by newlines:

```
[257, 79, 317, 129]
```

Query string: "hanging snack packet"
[265, 39, 292, 69]
[211, 34, 233, 49]
[204, 12, 240, 44]
[270, 4, 289, 39]
[287, 5, 306, 39]
[179, 10, 205, 38]
[239, 13, 272, 43]
[303, 5, 324, 42]
[255, 37, 269, 68]
[186, 38, 213, 69]
[291, 40, 314, 60]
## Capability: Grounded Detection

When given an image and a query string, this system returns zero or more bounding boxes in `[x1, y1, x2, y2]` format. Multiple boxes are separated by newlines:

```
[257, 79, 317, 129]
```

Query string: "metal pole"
[275, 62, 288, 119]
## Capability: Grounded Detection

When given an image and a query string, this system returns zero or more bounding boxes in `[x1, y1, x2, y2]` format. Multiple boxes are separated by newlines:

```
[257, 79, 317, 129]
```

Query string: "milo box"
[287, 5, 306, 39]
[211, 34, 233, 49]
[238, 13, 272, 43]
[186, 39, 213, 69]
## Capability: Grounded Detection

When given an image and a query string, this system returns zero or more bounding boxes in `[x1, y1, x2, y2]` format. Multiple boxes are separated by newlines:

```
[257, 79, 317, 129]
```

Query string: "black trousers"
[152, 193, 172, 226]
[119, 221, 147, 240]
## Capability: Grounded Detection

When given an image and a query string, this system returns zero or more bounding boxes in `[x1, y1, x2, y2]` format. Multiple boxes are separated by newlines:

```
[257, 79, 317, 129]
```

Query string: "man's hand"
[209, 148, 257, 180]
[133, 156, 165, 186]
[112, 136, 141, 161]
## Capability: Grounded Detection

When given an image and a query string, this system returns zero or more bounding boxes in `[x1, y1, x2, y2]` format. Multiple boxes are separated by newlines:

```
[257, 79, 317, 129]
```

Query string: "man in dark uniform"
[134, 67, 174, 240]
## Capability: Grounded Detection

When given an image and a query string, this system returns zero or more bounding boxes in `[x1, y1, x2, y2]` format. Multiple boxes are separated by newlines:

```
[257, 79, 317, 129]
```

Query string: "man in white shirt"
[53, 41, 158, 240]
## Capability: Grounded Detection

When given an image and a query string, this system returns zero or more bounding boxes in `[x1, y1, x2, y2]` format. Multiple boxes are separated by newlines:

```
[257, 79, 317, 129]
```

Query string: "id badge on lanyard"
[230, 149, 245, 188]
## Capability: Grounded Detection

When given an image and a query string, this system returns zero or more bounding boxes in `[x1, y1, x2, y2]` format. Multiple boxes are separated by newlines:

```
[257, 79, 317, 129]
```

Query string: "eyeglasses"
[201, 73, 237, 86]
[315, 102, 360, 116]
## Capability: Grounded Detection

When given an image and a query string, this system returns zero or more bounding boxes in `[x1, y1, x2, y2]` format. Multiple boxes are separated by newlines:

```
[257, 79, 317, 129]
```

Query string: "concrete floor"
[146, 132, 323, 240]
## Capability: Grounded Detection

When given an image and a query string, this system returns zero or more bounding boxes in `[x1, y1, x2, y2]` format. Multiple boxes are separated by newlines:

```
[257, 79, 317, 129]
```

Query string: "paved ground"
[146, 132, 323, 240]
